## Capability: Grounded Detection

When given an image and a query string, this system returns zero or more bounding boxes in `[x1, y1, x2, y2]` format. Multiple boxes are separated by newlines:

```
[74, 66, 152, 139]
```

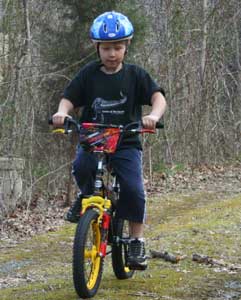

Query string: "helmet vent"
[116, 21, 120, 32]
[103, 23, 107, 33]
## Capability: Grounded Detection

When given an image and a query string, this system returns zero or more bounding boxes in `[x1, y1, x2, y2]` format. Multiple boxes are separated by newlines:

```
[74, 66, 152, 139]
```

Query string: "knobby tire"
[73, 209, 103, 298]
[111, 217, 135, 279]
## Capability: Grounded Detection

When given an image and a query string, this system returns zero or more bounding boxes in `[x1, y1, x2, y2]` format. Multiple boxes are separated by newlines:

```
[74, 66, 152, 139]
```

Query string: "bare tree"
[138, 0, 241, 165]
[0, 0, 240, 217]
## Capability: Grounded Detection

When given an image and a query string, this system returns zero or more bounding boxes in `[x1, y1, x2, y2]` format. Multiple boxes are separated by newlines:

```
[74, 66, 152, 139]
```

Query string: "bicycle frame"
[81, 151, 113, 258]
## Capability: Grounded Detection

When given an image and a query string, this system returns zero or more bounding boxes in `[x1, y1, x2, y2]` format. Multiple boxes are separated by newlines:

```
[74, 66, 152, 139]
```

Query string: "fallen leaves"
[0, 198, 66, 245]
[145, 163, 241, 196]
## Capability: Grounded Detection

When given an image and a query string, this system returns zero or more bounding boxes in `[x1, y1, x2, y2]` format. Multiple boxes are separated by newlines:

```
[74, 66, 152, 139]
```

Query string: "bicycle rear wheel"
[73, 209, 103, 298]
[111, 217, 135, 279]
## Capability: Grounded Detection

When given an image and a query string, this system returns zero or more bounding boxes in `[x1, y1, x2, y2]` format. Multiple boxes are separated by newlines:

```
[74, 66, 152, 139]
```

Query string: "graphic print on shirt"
[91, 96, 127, 123]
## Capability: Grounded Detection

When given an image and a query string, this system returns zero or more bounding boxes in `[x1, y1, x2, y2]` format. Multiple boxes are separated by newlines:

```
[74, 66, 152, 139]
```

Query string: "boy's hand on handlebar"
[142, 115, 159, 130]
[52, 112, 71, 126]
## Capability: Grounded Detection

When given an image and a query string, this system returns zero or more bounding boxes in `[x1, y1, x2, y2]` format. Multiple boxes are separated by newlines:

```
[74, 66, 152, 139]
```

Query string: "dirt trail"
[1, 164, 241, 300]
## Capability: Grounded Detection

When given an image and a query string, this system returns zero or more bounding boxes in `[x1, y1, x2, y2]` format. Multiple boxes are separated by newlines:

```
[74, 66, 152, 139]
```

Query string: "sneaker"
[127, 238, 147, 270]
[64, 194, 82, 223]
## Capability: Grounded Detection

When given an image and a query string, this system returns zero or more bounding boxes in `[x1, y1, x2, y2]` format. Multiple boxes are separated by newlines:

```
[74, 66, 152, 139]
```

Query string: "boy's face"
[98, 41, 127, 72]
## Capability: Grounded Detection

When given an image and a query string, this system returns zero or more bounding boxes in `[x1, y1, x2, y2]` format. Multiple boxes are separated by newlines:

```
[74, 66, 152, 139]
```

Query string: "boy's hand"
[142, 115, 159, 129]
[52, 112, 71, 126]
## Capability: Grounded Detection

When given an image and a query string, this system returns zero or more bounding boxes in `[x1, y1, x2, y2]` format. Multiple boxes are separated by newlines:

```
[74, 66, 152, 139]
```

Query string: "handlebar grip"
[156, 122, 164, 129]
[48, 116, 70, 126]
[48, 117, 53, 125]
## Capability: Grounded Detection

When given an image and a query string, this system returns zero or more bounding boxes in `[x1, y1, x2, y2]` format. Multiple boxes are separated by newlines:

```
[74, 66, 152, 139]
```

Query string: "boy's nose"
[109, 48, 115, 56]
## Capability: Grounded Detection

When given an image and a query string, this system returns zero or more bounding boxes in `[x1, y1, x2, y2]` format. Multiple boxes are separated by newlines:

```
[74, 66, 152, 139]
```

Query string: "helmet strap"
[124, 40, 129, 55]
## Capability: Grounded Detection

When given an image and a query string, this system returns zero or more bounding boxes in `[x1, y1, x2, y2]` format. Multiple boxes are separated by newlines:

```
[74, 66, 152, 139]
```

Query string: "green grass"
[1, 192, 241, 300]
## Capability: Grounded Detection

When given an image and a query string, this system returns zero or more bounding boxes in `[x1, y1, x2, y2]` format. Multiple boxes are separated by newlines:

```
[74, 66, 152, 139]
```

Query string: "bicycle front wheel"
[111, 217, 135, 279]
[73, 209, 103, 298]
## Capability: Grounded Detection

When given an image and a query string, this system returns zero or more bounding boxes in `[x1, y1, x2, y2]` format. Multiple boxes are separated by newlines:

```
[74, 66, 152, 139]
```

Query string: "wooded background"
[0, 0, 240, 210]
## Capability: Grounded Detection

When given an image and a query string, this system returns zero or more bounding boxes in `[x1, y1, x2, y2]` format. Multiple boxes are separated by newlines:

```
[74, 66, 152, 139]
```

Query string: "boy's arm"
[142, 92, 167, 129]
[52, 98, 74, 126]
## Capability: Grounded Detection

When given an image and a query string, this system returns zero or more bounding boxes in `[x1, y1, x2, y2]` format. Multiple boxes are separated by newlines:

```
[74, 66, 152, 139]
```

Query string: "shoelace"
[129, 241, 145, 257]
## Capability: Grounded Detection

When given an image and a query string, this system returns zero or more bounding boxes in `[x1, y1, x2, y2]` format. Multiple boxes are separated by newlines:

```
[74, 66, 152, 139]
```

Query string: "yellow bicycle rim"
[85, 221, 101, 289]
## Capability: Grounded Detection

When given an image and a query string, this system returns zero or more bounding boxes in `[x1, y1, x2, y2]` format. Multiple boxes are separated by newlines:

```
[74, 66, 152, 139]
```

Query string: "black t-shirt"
[63, 61, 165, 149]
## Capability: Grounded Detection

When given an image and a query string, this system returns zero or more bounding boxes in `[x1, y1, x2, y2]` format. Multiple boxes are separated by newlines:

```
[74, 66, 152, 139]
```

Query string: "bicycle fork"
[99, 211, 111, 257]
[92, 152, 113, 258]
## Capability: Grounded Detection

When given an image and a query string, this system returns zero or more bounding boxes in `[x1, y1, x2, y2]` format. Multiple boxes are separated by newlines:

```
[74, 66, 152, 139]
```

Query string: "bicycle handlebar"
[48, 117, 164, 133]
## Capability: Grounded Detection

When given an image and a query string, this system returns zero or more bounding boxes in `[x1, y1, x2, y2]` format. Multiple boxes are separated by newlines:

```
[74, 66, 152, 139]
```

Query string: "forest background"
[0, 0, 240, 216]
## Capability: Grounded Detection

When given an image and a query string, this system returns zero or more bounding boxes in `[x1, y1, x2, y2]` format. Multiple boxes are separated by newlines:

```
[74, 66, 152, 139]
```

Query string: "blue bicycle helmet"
[90, 11, 134, 42]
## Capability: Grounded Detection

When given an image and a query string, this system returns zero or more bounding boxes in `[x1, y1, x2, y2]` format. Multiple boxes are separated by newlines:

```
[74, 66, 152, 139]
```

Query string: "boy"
[52, 11, 167, 270]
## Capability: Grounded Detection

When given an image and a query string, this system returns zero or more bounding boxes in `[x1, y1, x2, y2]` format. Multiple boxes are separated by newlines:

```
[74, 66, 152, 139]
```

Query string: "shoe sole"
[127, 263, 147, 271]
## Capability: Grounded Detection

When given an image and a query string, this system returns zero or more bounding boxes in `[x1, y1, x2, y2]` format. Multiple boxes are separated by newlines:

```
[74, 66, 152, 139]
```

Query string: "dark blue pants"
[72, 147, 146, 223]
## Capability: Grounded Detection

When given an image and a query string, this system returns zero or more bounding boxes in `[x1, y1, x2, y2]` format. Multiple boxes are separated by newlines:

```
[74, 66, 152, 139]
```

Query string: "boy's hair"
[96, 40, 130, 57]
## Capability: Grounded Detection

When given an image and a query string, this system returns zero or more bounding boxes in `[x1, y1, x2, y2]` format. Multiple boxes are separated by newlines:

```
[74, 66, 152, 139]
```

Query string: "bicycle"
[49, 117, 163, 299]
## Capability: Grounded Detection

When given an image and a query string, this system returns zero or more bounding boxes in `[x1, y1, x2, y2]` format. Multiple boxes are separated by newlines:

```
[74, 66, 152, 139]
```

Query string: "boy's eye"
[100, 45, 125, 51]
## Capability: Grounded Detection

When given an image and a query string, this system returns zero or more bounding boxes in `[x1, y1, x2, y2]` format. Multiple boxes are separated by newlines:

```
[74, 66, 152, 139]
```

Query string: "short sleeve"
[63, 70, 85, 108]
[137, 66, 165, 105]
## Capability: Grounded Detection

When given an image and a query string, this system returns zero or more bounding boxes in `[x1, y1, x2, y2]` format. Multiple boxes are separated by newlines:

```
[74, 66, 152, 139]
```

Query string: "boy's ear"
[93, 41, 98, 49]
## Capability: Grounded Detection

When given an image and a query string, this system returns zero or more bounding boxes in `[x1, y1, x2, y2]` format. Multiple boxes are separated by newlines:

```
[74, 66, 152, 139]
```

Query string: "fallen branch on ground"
[192, 253, 241, 271]
[149, 250, 186, 263]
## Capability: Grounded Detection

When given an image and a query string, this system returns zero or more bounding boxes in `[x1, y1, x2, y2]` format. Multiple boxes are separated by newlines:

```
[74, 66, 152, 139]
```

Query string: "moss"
[1, 193, 241, 299]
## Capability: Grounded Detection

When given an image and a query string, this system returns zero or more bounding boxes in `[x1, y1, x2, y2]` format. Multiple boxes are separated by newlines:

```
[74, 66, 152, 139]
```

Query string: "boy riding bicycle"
[52, 11, 167, 270]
